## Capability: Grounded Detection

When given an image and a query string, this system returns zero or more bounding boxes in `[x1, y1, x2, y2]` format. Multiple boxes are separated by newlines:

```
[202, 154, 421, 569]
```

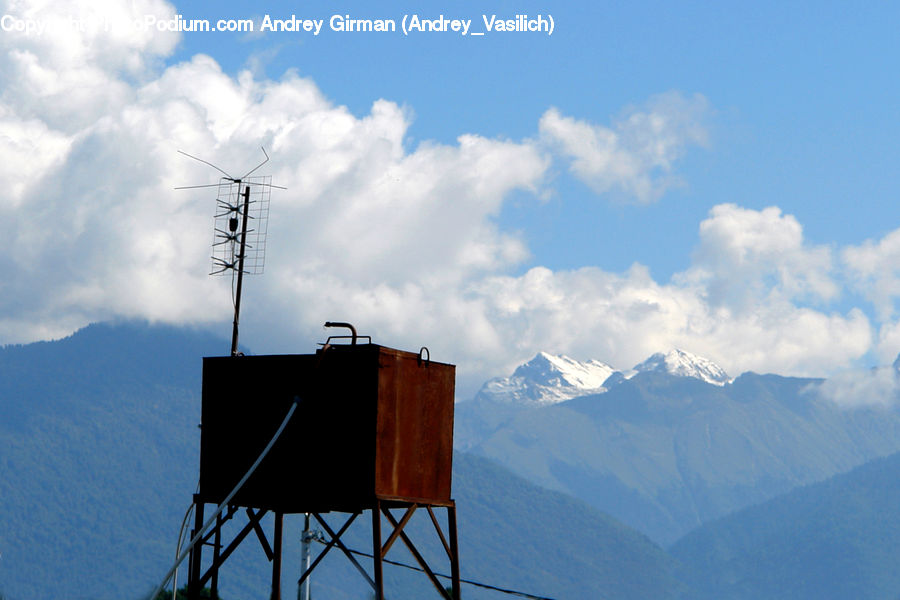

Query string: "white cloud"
[681, 204, 838, 308]
[0, 0, 178, 129]
[539, 91, 709, 203]
[469, 263, 871, 380]
[810, 364, 900, 409]
[0, 5, 549, 388]
[0, 0, 889, 398]
[843, 228, 900, 320]
[870, 319, 900, 367]
[0, 110, 71, 207]
[838, 230, 900, 365]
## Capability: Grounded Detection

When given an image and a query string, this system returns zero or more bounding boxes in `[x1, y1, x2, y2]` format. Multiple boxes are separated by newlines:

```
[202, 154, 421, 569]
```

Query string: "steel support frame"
[297, 498, 461, 600]
[186, 497, 460, 600]
[186, 495, 285, 600]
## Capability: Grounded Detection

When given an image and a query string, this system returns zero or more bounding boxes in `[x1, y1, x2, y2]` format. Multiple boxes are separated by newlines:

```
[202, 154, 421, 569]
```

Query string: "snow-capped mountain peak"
[514, 352, 616, 389]
[477, 352, 617, 407]
[633, 349, 731, 386]
[472, 349, 730, 409]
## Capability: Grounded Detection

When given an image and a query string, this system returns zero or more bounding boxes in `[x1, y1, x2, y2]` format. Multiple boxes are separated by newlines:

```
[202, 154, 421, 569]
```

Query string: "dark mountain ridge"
[671, 451, 900, 599]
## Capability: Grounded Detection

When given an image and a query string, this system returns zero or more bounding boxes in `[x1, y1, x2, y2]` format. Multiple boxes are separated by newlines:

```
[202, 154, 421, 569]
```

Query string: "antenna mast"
[230, 184, 251, 355]
[177, 148, 280, 355]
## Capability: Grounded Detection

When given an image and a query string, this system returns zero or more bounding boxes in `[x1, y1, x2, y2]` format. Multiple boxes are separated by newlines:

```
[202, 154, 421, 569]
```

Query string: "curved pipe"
[324, 321, 358, 345]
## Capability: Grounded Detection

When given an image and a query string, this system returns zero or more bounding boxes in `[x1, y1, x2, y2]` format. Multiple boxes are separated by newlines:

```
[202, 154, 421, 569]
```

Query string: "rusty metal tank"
[199, 341, 455, 513]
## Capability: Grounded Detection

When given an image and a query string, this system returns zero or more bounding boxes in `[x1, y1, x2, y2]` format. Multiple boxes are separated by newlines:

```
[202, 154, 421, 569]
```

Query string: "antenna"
[178, 148, 283, 356]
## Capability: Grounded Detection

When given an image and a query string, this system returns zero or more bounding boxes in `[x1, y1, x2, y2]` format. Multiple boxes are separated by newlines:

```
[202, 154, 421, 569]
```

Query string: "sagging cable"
[312, 538, 560, 600]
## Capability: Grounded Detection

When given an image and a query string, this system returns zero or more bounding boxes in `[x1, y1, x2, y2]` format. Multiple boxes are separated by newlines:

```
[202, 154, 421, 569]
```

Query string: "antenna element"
[177, 148, 278, 355]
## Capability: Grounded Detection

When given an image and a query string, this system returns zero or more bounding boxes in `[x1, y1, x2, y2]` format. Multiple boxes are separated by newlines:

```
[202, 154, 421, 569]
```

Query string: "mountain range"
[5, 322, 900, 598]
[454, 348, 731, 450]
[457, 349, 900, 544]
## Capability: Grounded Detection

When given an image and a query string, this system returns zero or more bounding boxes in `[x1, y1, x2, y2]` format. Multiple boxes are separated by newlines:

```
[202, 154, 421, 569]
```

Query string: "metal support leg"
[372, 501, 384, 600]
[188, 496, 205, 600]
[211, 512, 222, 599]
[271, 512, 283, 600]
[448, 504, 461, 600]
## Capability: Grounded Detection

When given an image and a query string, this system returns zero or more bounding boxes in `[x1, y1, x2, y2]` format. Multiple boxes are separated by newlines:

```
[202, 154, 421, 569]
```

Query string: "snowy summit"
[476, 352, 617, 407]
[474, 349, 731, 408]
[633, 349, 732, 386]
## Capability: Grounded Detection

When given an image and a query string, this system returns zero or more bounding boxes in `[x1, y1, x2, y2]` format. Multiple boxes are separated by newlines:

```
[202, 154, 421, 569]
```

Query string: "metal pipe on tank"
[324, 321, 358, 344]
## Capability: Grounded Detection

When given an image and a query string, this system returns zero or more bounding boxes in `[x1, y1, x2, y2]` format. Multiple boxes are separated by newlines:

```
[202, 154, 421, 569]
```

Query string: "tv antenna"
[177, 148, 285, 356]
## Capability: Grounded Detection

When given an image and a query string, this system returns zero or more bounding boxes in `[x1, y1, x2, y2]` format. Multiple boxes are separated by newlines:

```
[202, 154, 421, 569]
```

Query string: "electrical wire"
[312, 539, 559, 600]
[169, 501, 195, 600]
[148, 398, 300, 600]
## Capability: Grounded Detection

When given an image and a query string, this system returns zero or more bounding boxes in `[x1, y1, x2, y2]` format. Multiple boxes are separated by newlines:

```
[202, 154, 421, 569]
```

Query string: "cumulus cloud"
[539, 91, 709, 203]
[0, 1, 550, 378]
[681, 204, 838, 308]
[810, 363, 900, 409]
[843, 229, 900, 320]
[1, 0, 894, 398]
[0, 0, 178, 129]
[838, 229, 900, 365]
[471, 264, 870, 379]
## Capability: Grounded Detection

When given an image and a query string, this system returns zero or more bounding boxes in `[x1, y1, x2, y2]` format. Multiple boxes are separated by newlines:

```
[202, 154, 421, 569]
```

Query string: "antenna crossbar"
[176, 147, 278, 356]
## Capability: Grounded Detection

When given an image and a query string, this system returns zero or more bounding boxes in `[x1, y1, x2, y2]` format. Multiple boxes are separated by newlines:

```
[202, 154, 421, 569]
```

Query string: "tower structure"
[188, 326, 460, 599]
[167, 150, 461, 599]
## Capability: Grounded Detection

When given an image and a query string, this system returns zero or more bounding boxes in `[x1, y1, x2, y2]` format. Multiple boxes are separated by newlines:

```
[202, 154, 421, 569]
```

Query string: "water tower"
[187, 324, 460, 599]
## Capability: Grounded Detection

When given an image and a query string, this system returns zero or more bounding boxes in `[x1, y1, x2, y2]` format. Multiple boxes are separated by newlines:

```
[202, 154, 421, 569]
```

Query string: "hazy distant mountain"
[671, 451, 900, 599]
[465, 366, 900, 545]
[455, 348, 732, 449]
[0, 322, 686, 600]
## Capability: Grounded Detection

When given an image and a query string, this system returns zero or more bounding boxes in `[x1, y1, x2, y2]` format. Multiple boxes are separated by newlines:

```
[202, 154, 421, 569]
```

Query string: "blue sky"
[168, 0, 900, 282]
[168, 1, 900, 264]
[2, 0, 900, 397]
